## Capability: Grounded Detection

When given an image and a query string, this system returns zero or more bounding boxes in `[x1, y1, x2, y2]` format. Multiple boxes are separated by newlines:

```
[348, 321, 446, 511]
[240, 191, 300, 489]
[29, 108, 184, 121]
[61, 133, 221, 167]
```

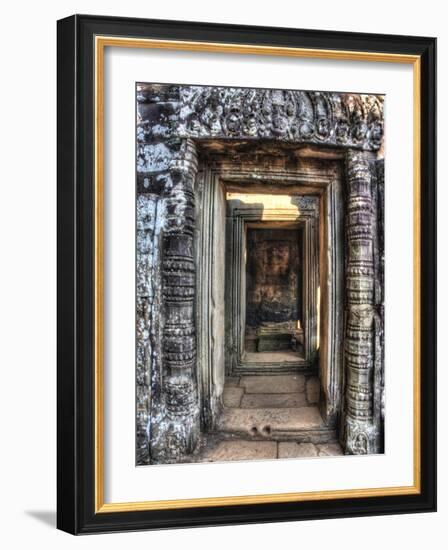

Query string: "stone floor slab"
[219, 406, 323, 436]
[223, 386, 244, 408]
[278, 442, 318, 458]
[241, 392, 307, 409]
[316, 443, 344, 456]
[243, 351, 303, 363]
[239, 374, 305, 394]
[200, 440, 277, 462]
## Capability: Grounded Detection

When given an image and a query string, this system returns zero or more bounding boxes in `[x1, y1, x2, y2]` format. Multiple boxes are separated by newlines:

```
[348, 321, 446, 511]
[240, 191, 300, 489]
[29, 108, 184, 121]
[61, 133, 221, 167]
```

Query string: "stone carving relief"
[138, 85, 384, 150]
[343, 151, 382, 455]
[172, 86, 383, 149]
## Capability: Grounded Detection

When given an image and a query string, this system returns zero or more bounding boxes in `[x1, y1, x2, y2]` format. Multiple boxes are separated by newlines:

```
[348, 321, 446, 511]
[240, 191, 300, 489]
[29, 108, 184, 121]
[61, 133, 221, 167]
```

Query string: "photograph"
[135, 83, 385, 465]
[0, 0, 442, 544]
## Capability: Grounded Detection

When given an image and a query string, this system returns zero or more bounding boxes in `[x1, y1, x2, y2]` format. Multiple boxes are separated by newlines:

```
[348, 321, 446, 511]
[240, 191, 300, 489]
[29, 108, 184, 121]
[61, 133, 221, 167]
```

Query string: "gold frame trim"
[94, 35, 421, 513]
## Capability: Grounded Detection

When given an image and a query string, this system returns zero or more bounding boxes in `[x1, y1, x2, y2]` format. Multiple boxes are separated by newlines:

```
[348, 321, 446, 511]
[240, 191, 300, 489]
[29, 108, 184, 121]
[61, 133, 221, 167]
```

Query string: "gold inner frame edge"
[94, 35, 421, 513]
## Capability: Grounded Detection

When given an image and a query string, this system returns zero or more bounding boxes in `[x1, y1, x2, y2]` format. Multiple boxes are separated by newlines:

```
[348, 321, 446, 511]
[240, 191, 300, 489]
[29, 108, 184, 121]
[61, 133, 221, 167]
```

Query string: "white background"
[0, 0, 444, 548]
[105, 48, 414, 502]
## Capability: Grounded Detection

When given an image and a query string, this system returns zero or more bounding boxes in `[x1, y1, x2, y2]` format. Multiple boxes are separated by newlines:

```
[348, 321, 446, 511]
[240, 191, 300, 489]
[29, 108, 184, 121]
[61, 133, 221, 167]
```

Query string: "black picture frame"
[57, 14, 436, 534]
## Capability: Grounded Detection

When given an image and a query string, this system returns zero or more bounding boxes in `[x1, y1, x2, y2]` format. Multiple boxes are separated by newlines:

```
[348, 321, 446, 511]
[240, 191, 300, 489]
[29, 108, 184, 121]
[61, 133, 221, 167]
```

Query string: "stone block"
[239, 374, 305, 394]
[222, 386, 244, 408]
[241, 392, 307, 409]
[306, 376, 321, 404]
[218, 406, 323, 437]
[257, 334, 292, 352]
[278, 442, 318, 458]
[243, 351, 303, 364]
[200, 440, 277, 462]
[316, 443, 344, 456]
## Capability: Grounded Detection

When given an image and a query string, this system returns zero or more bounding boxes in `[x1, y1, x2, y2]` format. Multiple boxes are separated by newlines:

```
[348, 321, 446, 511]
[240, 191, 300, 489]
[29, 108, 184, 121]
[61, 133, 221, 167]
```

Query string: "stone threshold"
[217, 406, 336, 443]
[189, 435, 343, 463]
[216, 427, 338, 444]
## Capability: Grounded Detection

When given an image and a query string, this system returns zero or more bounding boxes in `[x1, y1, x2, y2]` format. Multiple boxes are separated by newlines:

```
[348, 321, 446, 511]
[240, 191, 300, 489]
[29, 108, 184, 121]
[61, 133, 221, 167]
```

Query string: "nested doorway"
[195, 143, 345, 453]
[225, 191, 320, 375]
[245, 225, 303, 359]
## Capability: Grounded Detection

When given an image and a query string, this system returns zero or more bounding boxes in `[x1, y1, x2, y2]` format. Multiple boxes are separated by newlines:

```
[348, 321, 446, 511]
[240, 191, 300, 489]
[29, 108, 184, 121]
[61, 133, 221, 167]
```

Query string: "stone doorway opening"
[223, 187, 322, 379]
[193, 150, 344, 461]
[244, 225, 304, 362]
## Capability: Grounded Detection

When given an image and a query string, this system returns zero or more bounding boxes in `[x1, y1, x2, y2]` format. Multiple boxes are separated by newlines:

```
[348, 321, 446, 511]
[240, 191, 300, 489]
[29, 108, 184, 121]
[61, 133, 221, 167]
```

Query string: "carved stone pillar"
[137, 85, 201, 464]
[149, 139, 200, 463]
[343, 151, 381, 455]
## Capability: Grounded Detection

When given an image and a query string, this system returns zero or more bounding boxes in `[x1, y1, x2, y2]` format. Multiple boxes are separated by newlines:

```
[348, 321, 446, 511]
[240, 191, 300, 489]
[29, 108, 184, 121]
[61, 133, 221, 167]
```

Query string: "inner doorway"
[225, 191, 320, 374]
[244, 226, 304, 363]
[211, 188, 339, 458]
[193, 152, 345, 461]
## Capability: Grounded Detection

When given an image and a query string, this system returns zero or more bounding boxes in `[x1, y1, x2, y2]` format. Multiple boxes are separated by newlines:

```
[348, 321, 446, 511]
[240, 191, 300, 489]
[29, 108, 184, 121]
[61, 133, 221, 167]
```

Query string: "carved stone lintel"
[137, 85, 384, 151]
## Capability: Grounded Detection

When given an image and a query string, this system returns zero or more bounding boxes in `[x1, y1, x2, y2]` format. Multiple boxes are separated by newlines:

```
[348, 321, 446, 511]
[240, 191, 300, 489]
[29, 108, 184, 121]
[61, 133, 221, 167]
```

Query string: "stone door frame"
[195, 153, 345, 432]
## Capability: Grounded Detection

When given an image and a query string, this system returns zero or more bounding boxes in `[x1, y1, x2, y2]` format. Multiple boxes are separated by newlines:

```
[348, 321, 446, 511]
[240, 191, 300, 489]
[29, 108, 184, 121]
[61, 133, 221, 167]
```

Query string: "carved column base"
[151, 382, 200, 464]
[344, 417, 382, 455]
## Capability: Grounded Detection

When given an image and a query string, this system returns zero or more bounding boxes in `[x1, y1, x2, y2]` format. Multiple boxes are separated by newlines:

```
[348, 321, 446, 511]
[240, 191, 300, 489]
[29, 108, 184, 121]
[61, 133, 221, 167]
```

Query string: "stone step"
[217, 406, 336, 443]
[241, 392, 308, 408]
[239, 374, 306, 394]
[223, 387, 309, 408]
[195, 439, 343, 463]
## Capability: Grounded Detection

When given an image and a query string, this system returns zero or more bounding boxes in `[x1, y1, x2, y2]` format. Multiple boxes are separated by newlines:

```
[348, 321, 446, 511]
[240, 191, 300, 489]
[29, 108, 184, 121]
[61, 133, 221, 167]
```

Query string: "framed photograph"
[57, 14, 436, 534]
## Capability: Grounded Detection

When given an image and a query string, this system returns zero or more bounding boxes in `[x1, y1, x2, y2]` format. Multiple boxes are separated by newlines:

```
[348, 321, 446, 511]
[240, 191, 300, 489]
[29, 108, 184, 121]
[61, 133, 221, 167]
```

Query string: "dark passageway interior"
[245, 226, 304, 360]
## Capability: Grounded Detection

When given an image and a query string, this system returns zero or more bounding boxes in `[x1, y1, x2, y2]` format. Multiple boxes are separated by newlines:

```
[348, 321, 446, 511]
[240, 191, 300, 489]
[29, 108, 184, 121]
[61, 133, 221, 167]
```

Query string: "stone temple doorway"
[136, 83, 385, 465]
[220, 195, 335, 461]
[193, 148, 345, 461]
